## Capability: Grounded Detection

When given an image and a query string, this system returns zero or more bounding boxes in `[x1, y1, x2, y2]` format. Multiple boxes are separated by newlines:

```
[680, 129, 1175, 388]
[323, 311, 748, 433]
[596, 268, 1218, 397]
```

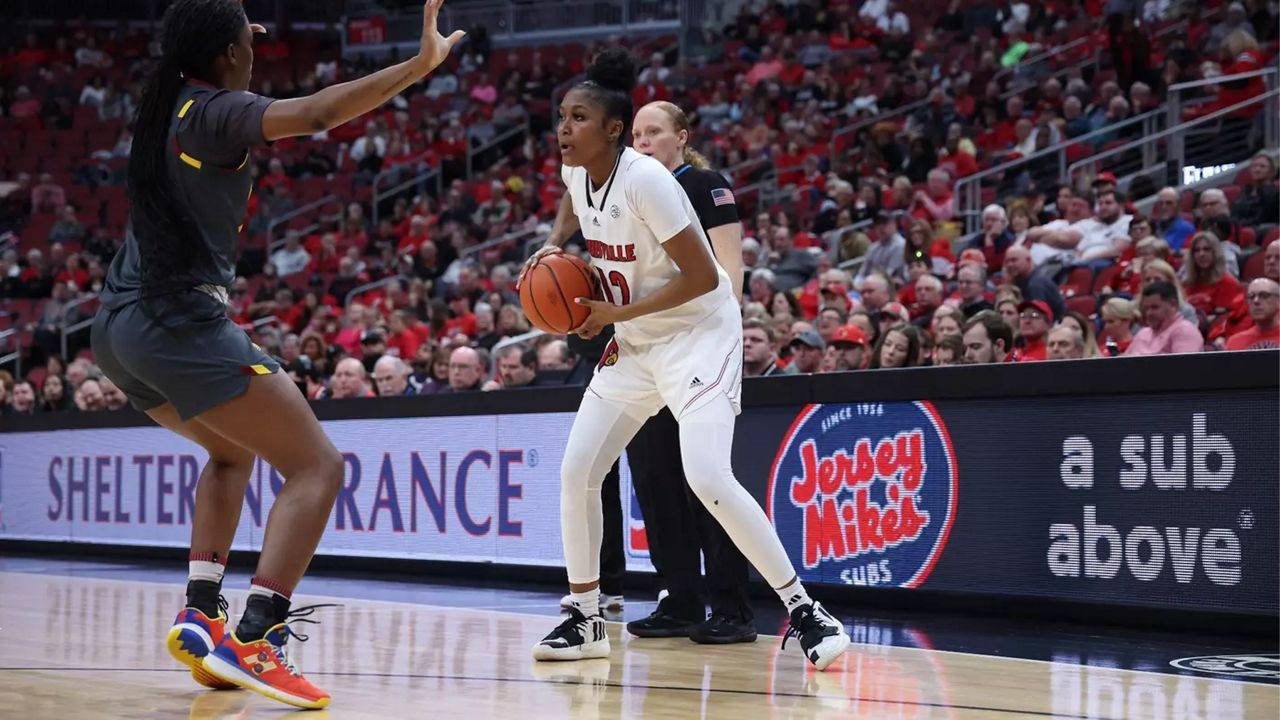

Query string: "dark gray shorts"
[91, 292, 280, 421]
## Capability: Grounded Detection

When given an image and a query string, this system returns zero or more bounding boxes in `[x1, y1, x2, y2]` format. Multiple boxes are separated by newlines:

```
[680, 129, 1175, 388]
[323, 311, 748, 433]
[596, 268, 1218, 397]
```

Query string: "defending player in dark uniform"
[623, 101, 756, 643]
[88, 0, 462, 708]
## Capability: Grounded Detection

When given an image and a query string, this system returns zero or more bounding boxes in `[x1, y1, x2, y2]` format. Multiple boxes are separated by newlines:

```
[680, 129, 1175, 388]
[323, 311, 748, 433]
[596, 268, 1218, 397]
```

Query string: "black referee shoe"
[626, 607, 702, 638]
[690, 614, 757, 645]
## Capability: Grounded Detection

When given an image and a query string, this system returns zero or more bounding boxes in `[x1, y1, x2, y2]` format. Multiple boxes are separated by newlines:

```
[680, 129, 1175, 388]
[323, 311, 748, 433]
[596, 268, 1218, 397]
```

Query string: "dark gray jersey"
[101, 82, 273, 308]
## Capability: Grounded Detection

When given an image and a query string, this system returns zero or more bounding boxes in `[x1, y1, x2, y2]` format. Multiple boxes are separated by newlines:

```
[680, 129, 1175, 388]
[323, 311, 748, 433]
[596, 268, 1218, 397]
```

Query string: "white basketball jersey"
[563, 148, 733, 346]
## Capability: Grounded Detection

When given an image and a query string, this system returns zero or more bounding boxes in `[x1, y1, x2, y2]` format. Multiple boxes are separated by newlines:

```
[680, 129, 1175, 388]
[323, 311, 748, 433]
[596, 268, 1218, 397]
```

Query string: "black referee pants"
[599, 459, 625, 598]
[626, 407, 753, 623]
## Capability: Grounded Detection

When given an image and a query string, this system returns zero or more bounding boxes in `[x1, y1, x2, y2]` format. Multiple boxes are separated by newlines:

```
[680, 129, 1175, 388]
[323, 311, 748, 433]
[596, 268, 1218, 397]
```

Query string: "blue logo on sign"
[767, 402, 958, 587]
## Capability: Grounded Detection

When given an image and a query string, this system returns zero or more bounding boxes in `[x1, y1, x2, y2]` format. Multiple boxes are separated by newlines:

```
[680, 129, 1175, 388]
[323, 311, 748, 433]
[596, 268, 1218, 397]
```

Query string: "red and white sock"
[188, 551, 225, 584]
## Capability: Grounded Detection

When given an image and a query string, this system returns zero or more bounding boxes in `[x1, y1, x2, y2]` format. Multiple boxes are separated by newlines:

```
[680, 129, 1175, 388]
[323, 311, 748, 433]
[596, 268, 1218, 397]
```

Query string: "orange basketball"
[519, 253, 598, 334]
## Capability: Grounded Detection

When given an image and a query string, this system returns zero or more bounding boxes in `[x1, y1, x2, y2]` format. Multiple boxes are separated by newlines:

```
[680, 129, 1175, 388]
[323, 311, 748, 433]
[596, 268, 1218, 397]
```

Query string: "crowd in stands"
[1, 0, 1278, 414]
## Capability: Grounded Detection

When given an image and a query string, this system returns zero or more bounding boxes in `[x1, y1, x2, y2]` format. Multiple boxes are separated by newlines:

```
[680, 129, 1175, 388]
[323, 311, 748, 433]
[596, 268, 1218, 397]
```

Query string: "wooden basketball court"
[0, 569, 1274, 719]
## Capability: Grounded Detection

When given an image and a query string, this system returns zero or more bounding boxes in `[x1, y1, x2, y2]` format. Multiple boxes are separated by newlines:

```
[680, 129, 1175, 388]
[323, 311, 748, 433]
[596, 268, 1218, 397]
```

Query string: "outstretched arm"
[261, 0, 464, 140]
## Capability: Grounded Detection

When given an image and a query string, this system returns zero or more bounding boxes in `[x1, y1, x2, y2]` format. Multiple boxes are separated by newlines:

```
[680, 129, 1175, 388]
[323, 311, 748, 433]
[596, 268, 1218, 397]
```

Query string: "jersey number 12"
[595, 267, 631, 305]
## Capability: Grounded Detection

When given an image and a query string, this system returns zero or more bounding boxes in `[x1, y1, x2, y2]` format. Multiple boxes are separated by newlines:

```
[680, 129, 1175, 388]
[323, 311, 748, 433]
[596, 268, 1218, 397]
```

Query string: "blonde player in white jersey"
[520, 48, 850, 671]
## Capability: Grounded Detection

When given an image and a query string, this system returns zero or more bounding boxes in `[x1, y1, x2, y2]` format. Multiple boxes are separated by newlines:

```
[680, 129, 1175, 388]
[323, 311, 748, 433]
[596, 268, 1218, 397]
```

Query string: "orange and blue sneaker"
[166, 599, 238, 690]
[201, 611, 331, 710]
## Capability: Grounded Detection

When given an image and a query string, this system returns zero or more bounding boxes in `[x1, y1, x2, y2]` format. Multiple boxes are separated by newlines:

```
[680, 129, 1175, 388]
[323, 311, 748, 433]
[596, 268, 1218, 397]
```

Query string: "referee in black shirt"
[623, 101, 755, 643]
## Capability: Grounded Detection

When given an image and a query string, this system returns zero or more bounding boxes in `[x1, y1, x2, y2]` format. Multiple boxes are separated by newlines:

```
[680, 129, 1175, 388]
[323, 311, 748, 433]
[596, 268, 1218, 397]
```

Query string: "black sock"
[235, 592, 291, 641]
[185, 579, 222, 617]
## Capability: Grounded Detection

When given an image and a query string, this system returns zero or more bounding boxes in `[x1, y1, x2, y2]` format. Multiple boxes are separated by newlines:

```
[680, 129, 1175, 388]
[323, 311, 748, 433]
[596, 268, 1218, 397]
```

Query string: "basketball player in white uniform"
[521, 49, 850, 671]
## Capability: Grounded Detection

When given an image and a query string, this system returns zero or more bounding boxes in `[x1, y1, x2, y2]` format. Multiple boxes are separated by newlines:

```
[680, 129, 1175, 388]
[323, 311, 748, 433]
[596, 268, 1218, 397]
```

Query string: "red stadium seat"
[1241, 249, 1268, 280]
[1264, 227, 1280, 246]
[1060, 266, 1094, 297]
[1093, 264, 1121, 294]
[1222, 185, 1242, 206]
[1239, 226, 1256, 248]
[1066, 294, 1098, 317]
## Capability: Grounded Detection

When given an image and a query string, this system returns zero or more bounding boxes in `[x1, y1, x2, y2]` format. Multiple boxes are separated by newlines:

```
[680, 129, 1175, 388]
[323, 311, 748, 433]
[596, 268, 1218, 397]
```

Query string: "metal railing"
[0, 328, 20, 379]
[58, 294, 99, 362]
[995, 34, 1097, 95]
[491, 329, 546, 356]
[1067, 88, 1280, 204]
[371, 166, 443, 226]
[344, 276, 404, 309]
[266, 194, 342, 254]
[344, 0, 680, 56]
[998, 46, 1102, 101]
[954, 109, 1163, 234]
[467, 118, 530, 179]
[828, 96, 931, 166]
[1164, 67, 1279, 169]
[827, 33, 1103, 166]
[460, 226, 543, 262]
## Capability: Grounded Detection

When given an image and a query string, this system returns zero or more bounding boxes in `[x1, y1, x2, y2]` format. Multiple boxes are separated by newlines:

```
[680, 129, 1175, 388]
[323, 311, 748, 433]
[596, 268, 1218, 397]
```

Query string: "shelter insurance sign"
[0, 413, 649, 572]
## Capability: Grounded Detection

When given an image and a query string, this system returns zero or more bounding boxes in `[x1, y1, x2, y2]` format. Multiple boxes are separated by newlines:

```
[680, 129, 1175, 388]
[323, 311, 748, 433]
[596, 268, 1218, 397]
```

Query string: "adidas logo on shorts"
[689, 377, 703, 389]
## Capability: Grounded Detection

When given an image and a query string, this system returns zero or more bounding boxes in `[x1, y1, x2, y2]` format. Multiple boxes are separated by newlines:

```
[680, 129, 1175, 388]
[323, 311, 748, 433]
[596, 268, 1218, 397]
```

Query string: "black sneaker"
[782, 602, 850, 671]
[625, 607, 702, 638]
[689, 614, 757, 645]
[532, 607, 610, 661]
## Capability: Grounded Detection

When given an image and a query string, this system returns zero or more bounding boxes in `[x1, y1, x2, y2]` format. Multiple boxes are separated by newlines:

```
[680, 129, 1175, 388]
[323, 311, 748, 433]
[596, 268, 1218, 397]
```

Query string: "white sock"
[776, 577, 812, 614]
[188, 560, 225, 584]
[570, 588, 600, 617]
[247, 584, 285, 602]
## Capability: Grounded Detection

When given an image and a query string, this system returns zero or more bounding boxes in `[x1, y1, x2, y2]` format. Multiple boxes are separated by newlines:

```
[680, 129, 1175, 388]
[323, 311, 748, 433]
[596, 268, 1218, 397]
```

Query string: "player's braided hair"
[129, 0, 246, 296]
[577, 48, 637, 148]
[645, 101, 710, 169]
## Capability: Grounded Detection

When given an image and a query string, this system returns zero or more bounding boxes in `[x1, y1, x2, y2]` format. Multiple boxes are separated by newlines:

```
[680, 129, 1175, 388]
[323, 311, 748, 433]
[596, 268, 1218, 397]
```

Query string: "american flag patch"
[711, 188, 735, 206]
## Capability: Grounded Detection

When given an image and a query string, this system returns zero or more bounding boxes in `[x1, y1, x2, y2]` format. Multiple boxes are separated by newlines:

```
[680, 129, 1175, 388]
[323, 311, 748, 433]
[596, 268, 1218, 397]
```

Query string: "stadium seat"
[1239, 226, 1256, 248]
[1093, 264, 1121, 294]
[1222, 185, 1242, 206]
[1060, 267, 1094, 297]
[1066, 294, 1098, 316]
[1241, 249, 1268, 280]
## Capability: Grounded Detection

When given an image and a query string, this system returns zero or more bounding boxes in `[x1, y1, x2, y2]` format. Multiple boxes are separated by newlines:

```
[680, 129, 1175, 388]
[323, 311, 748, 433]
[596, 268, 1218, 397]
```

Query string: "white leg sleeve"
[678, 394, 798, 589]
[560, 392, 646, 585]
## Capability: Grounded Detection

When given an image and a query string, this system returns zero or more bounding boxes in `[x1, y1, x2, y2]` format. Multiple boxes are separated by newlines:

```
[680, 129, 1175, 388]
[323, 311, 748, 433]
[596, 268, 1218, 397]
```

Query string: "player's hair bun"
[586, 48, 637, 95]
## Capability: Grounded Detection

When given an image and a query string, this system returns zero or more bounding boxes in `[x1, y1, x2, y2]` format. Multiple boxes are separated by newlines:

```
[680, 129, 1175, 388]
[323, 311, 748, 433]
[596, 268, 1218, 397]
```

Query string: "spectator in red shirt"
[13, 33, 49, 71]
[398, 215, 431, 254]
[440, 291, 477, 339]
[306, 233, 342, 275]
[1100, 297, 1139, 355]
[9, 86, 41, 120]
[1226, 278, 1280, 350]
[1205, 30, 1266, 118]
[1182, 231, 1242, 322]
[1016, 300, 1053, 361]
[258, 158, 294, 194]
[969, 204, 1016, 270]
[55, 253, 90, 290]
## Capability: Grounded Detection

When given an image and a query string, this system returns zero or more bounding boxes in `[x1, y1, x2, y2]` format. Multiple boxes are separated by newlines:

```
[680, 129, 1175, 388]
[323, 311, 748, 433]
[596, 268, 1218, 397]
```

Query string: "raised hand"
[416, 0, 466, 73]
